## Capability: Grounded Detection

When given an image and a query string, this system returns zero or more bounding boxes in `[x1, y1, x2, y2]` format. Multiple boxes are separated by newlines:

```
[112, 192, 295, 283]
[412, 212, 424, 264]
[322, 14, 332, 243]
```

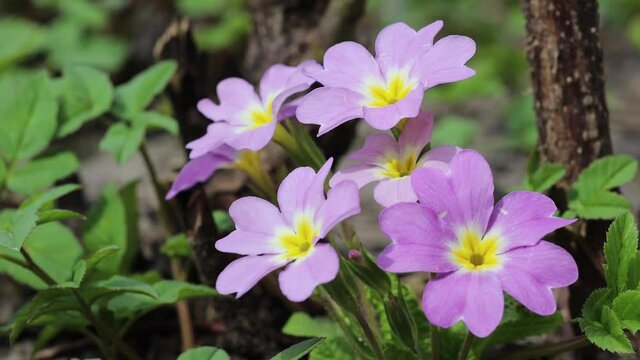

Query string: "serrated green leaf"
[55, 260, 87, 288]
[20, 184, 81, 211]
[131, 111, 178, 134]
[36, 209, 86, 225]
[88, 275, 158, 304]
[574, 155, 638, 193]
[161, 233, 191, 258]
[283, 313, 341, 338]
[0, 18, 44, 70]
[177, 346, 230, 360]
[0, 208, 39, 251]
[309, 336, 353, 360]
[271, 338, 325, 360]
[525, 163, 565, 193]
[579, 307, 633, 353]
[582, 288, 615, 321]
[612, 290, 640, 332]
[627, 253, 640, 290]
[113, 60, 177, 119]
[7, 152, 80, 195]
[0, 71, 57, 161]
[58, 65, 114, 137]
[604, 213, 638, 293]
[571, 191, 632, 220]
[99, 123, 145, 163]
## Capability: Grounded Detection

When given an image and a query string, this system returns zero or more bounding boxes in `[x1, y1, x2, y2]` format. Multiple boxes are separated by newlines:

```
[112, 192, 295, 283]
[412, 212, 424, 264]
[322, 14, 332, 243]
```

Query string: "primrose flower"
[297, 21, 475, 135]
[215, 159, 360, 302]
[165, 145, 237, 200]
[329, 110, 459, 207]
[187, 62, 315, 157]
[377, 150, 578, 337]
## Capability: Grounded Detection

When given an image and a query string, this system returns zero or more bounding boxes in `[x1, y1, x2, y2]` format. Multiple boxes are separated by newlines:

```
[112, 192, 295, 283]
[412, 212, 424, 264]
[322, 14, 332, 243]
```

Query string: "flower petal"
[411, 149, 494, 230]
[224, 121, 277, 151]
[214, 77, 262, 120]
[376, 21, 443, 75]
[228, 196, 287, 235]
[422, 145, 461, 164]
[261, 61, 316, 115]
[362, 88, 423, 130]
[165, 149, 235, 199]
[186, 123, 231, 159]
[378, 243, 456, 273]
[486, 191, 575, 252]
[277, 159, 333, 224]
[329, 164, 382, 189]
[503, 240, 578, 289]
[278, 244, 339, 302]
[347, 133, 397, 164]
[296, 87, 365, 136]
[373, 177, 418, 207]
[412, 35, 476, 88]
[215, 230, 281, 256]
[215, 255, 286, 298]
[422, 272, 466, 328]
[197, 98, 224, 121]
[398, 110, 434, 154]
[315, 180, 360, 238]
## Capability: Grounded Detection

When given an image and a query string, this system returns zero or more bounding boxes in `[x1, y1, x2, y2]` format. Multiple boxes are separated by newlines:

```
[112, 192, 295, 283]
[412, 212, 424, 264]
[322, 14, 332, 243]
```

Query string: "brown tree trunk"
[521, 0, 613, 357]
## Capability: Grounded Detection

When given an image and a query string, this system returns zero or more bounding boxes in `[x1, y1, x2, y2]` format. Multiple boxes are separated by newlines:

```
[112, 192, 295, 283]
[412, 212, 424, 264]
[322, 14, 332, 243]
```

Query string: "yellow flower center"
[249, 98, 274, 129]
[381, 153, 418, 178]
[367, 73, 415, 108]
[451, 228, 501, 271]
[279, 217, 318, 260]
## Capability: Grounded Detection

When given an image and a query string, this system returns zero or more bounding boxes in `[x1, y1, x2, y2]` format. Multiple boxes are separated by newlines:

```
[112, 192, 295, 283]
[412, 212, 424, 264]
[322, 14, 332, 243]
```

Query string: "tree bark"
[521, 0, 613, 357]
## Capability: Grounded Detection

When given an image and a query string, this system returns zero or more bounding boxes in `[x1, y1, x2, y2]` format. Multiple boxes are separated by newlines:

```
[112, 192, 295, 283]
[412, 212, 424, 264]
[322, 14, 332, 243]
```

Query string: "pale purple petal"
[278, 244, 339, 302]
[197, 98, 224, 121]
[422, 145, 461, 164]
[305, 158, 334, 212]
[228, 196, 287, 235]
[347, 133, 396, 164]
[378, 243, 456, 273]
[398, 110, 434, 154]
[412, 149, 494, 230]
[213, 77, 262, 120]
[186, 123, 231, 159]
[262, 61, 316, 115]
[375, 21, 443, 75]
[165, 149, 235, 199]
[362, 88, 423, 130]
[497, 263, 557, 316]
[486, 191, 575, 252]
[329, 164, 382, 189]
[215, 230, 280, 256]
[224, 121, 277, 151]
[296, 87, 365, 136]
[412, 35, 476, 88]
[503, 240, 578, 289]
[215, 255, 286, 298]
[314, 181, 360, 238]
[422, 272, 467, 328]
[373, 177, 418, 207]
[379, 202, 455, 248]
[304, 41, 384, 89]
[277, 159, 333, 224]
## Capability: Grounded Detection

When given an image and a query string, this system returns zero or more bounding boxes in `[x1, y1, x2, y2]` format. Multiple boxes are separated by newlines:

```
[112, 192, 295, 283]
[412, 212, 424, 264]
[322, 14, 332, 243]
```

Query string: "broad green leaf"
[58, 0, 108, 29]
[579, 307, 634, 353]
[571, 191, 632, 220]
[0, 160, 6, 184]
[83, 185, 127, 275]
[7, 152, 80, 195]
[131, 111, 179, 134]
[271, 338, 325, 360]
[612, 290, 640, 332]
[84, 245, 120, 283]
[178, 346, 230, 360]
[113, 60, 177, 119]
[604, 213, 638, 293]
[309, 337, 356, 360]
[99, 123, 145, 163]
[213, 210, 235, 233]
[20, 184, 81, 211]
[431, 116, 477, 147]
[524, 163, 565, 193]
[54, 260, 87, 288]
[0, 71, 57, 161]
[58, 65, 114, 137]
[574, 155, 638, 193]
[194, 12, 252, 51]
[581, 288, 615, 322]
[283, 313, 341, 338]
[0, 18, 44, 70]
[36, 209, 86, 225]
[627, 252, 640, 290]
[87, 275, 158, 304]
[161, 233, 191, 258]
[0, 209, 39, 251]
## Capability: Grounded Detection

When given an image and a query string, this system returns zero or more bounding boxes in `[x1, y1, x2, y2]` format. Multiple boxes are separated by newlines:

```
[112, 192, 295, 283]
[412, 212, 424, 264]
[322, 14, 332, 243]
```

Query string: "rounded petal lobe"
[186, 123, 231, 159]
[315, 181, 360, 238]
[347, 133, 397, 164]
[413, 35, 476, 88]
[329, 164, 381, 189]
[216, 255, 286, 298]
[166, 151, 233, 199]
[373, 177, 418, 207]
[422, 272, 467, 328]
[398, 110, 434, 153]
[378, 243, 457, 273]
[197, 98, 224, 121]
[296, 87, 365, 136]
[229, 196, 287, 235]
[215, 230, 280, 256]
[376, 21, 444, 75]
[497, 263, 557, 316]
[379, 202, 454, 248]
[215, 77, 262, 119]
[277, 159, 334, 224]
[306, 41, 384, 89]
[225, 121, 276, 151]
[278, 244, 339, 302]
[502, 240, 578, 288]
[362, 88, 423, 130]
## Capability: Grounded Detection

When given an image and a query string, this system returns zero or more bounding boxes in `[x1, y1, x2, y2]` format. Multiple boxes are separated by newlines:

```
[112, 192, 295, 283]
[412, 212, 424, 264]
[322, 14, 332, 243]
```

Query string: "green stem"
[20, 248, 56, 286]
[318, 288, 369, 360]
[457, 331, 474, 360]
[0, 253, 30, 270]
[493, 335, 589, 360]
[354, 305, 385, 360]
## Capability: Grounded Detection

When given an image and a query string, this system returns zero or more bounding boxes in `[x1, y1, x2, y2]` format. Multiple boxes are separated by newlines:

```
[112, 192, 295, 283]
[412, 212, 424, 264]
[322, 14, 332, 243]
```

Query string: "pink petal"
[486, 191, 575, 252]
[314, 180, 360, 238]
[277, 159, 333, 224]
[347, 133, 397, 164]
[422, 145, 461, 164]
[362, 88, 423, 130]
[296, 87, 365, 136]
[186, 123, 231, 159]
[278, 244, 339, 302]
[329, 164, 382, 189]
[214, 77, 262, 120]
[398, 110, 434, 154]
[215, 230, 280, 256]
[373, 177, 418, 207]
[261, 61, 316, 115]
[375, 21, 443, 75]
[379, 202, 455, 248]
[215, 255, 286, 298]
[503, 240, 578, 289]
[412, 35, 476, 88]
[378, 243, 456, 273]
[224, 121, 277, 151]
[228, 196, 287, 235]
[422, 272, 467, 328]
[411, 149, 494, 230]
[165, 149, 235, 199]
[197, 98, 224, 121]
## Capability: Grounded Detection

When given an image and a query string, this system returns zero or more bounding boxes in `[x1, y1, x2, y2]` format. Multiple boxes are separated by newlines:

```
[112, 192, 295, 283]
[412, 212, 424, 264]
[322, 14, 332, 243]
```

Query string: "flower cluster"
[167, 21, 578, 338]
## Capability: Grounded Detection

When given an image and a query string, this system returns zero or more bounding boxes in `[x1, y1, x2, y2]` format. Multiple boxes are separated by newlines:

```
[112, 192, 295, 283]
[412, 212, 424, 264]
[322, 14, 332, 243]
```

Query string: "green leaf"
[604, 213, 638, 293]
[579, 307, 634, 353]
[0, 18, 44, 70]
[7, 152, 80, 195]
[574, 155, 638, 192]
[178, 346, 230, 360]
[571, 191, 632, 220]
[0, 71, 57, 161]
[0, 160, 5, 184]
[54, 260, 87, 288]
[131, 111, 179, 134]
[431, 116, 477, 147]
[582, 288, 615, 322]
[524, 163, 565, 193]
[99, 123, 145, 163]
[271, 338, 325, 360]
[88, 275, 158, 304]
[212, 210, 235, 233]
[0, 208, 39, 251]
[161, 233, 191, 258]
[20, 184, 81, 211]
[309, 337, 353, 360]
[113, 60, 177, 119]
[612, 290, 640, 333]
[36, 209, 86, 225]
[58, 65, 114, 137]
[627, 252, 640, 290]
[83, 185, 127, 275]
[283, 313, 341, 338]
[57, 0, 108, 29]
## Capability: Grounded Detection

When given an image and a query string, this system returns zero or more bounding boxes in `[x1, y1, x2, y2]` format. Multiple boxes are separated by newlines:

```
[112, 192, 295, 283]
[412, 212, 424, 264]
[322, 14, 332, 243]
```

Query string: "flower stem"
[457, 331, 474, 360]
[354, 305, 385, 360]
[493, 335, 589, 360]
